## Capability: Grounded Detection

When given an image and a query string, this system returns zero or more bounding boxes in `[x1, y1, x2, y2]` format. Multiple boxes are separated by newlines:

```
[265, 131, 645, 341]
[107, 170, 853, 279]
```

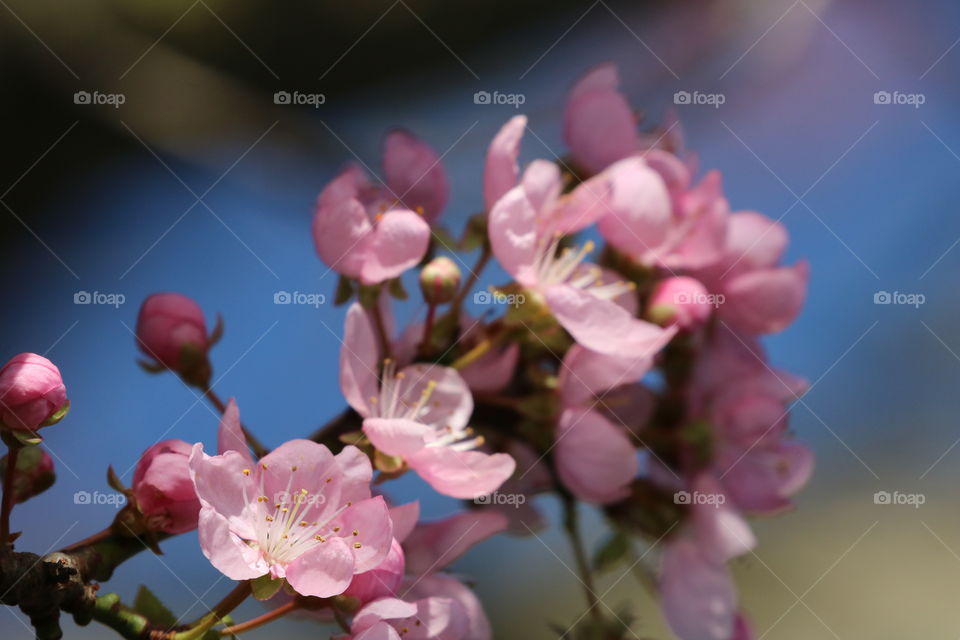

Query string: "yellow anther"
[352, 529, 359, 536]
[354, 542, 362, 549]
[242, 469, 251, 476]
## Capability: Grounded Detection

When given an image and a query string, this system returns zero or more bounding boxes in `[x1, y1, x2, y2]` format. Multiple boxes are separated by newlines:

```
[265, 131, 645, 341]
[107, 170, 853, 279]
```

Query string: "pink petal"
[388, 501, 420, 543]
[721, 441, 814, 515]
[405, 574, 492, 640]
[257, 440, 340, 523]
[725, 211, 788, 273]
[286, 535, 356, 597]
[520, 160, 562, 217]
[563, 63, 639, 174]
[544, 284, 674, 357]
[555, 408, 638, 504]
[661, 537, 737, 640]
[216, 398, 253, 467]
[383, 130, 449, 223]
[344, 538, 406, 604]
[188, 445, 259, 539]
[353, 621, 403, 640]
[487, 184, 539, 284]
[667, 171, 729, 270]
[407, 448, 516, 500]
[691, 475, 755, 562]
[332, 496, 394, 573]
[364, 418, 433, 458]
[403, 509, 509, 576]
[341, 303, 381, 417]
[359, 209, 431, 285]
[721, 261, 809, 334]
[550, 172, 613, 235]
[595, 157, 673, 256]
[197, 506, 268, 580]
[559, 345, 655, 408]
[459, 343, 519, 394]
[403, 597, 469, 640]
[335, 444, 375, 505]
[483, 115, 527, 210]
[353, 599, 419, 633]
[313, 174, 374, 279]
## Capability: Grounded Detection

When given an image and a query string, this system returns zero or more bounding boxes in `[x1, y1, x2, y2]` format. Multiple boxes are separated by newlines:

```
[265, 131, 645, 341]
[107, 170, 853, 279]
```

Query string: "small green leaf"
[133, 585, 178, 629]
[250, 574, 284, 601]
[41, 401, 70, 427]
[334, 275, 355, 306]
[106, 466, 128, 493]
[387, 277, 408, 300]
[592, 530, 630, 574]
[374, 449, 404, 473]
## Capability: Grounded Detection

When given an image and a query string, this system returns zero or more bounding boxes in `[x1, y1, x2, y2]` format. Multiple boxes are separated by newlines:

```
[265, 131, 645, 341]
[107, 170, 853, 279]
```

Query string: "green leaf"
[592, 530, 630, 574]
[334, 275, 355, 306]
[387, 277, 408, 300]
[250, 574, 284, 601]
[133, 585, 178, 629]
[40, 400, 70, 427]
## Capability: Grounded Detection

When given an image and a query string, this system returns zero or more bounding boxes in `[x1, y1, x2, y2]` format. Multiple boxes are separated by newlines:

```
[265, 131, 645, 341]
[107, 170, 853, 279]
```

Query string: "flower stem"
[419, 302, 438, 357]
[0, 439, 21, 548]
[561, 493, 604, 625]
[219, 600, 298, 635]
[204, 388, 268, 458]
[178, 581, 251, 639]
[371, 302, 393, 361]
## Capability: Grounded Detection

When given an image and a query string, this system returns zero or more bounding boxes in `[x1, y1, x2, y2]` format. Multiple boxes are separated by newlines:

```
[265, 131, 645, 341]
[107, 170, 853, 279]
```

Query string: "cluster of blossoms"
[0, 63, 811, 640]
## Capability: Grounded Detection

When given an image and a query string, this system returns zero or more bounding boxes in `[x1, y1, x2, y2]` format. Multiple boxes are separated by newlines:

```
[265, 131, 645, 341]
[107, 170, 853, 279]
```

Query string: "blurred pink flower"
[341, 304, 515, 499]
[0, 353, 67, 432]
[313, 129, 447, 284]
[648, 276, 714, 330]
[564, 64, 640, 175]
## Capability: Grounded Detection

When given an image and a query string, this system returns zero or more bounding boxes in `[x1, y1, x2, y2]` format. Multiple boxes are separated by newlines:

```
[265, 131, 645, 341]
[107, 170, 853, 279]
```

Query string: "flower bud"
[419, 256, 461, 305]
[136, 293, 211, 385]
[0, 353, 68, 432]
[131, 439, 201, 534]
[647, 276, 713, 330]
[0, 446, 55, 503]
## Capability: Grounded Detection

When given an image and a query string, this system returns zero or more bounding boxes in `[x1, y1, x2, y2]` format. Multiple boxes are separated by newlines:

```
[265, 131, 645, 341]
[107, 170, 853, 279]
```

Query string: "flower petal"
[285, 535, 356, 597]
[364, 418, 433, 457]
[336, 444, 374, 505]
[721, 261, 809, 335]
[313, 171, 373, 279]
[188, 444, 259, 539]
[407, 448, 516, 500]
[389, 501, 420, 543]
[403, 510, 508, 576]
[330, 496, 394, 573]
[544, 284, 674, 357]
[359, 209, 431, 285]
[405, 574, 492, 640]
[383, 129, 449, 223]
[661, 537, 737, 640]
[196, 506, 268, 580]
[563, 63, 639, 174]
[555, 408, 638, 504]
[483, 115, 527, 210]
[341, 303, 381, 417]
[487, 184, 539, 284]
[216, 398, 253, 467]
[559, 345, 655, 408]
[395, 363, 473, 432]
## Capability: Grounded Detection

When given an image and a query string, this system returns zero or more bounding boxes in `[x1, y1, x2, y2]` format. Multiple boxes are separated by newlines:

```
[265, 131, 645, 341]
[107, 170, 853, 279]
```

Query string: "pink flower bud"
[0, 446, 55, 503]
[419, 256, 461, 305]
[647, 276, 713, 330]
[132, 439, 200, 534]
[136, 293, 210, 379]
[0, 353, 68, 432]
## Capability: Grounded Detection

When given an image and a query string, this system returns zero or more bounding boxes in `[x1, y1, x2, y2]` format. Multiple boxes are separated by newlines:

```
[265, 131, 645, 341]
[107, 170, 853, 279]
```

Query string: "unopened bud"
[136, 293, 213, 387]
[647, 276, 713, 329]
[419, 256, 461, 305]
[0, 353, 68, 433]
[0, 446, 55, 504]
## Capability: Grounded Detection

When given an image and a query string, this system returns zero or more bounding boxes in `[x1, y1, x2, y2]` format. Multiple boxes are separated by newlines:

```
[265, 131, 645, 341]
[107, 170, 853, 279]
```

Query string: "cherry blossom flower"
[313, 130, 447, 285]
[487, 160, 671, 357]
[189, 400, 392, 597]
[340, 304, 515, 499]
[133, 439, 201, 534]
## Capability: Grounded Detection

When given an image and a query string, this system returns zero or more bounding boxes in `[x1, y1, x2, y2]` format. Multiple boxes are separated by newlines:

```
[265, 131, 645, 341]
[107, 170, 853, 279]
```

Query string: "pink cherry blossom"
[313, 130, 445, 285]
[189, 404, 393, 597]
[564, 64, 640, 175]
[136, 293, 209, 371]
[554, 408, 638, 504]
[341, 304, 515, 499]
[133, 439, 201, 534]
[349, 595, 469, 640]
[0, 353, 67, 432]
[487, 160, 671, 357]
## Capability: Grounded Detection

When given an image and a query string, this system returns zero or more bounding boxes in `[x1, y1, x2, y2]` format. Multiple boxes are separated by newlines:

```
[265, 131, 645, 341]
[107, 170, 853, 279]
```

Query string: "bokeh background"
[2, 0, 960, 637]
